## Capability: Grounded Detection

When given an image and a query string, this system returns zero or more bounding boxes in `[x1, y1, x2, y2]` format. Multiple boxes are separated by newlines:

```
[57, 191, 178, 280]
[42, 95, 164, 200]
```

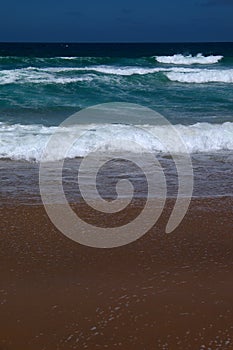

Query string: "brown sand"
[0, 197, 233, 350]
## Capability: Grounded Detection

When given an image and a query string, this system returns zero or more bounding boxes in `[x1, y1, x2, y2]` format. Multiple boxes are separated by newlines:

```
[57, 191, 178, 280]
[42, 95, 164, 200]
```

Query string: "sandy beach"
[1, 197, 233, 349]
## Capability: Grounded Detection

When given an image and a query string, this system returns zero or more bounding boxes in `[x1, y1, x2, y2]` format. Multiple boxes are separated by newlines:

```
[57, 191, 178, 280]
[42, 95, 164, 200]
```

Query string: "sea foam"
[166, 69, 233, 83]
[0, 66, 201, 85]
[0, 68, 93, 85]
[155, 54, 223, 65]
[0, 65, 232, 85]
[0, 122, 233, 162]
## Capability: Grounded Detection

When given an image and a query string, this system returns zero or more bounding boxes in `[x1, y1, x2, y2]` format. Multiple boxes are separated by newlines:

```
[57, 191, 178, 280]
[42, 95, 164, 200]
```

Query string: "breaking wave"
[1, 121, 233, 162]
[0, 68, 93, 85]
[166, 69, 233, 83]
[155, 53, 223, 65]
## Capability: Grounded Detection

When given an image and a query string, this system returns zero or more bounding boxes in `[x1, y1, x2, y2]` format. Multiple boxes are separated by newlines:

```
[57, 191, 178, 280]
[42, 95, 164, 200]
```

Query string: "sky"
[0, 0, 232, 42]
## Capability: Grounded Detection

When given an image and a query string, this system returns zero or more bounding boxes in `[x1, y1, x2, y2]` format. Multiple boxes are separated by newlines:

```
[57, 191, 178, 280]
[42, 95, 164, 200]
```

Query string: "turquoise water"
[0, 42, 233, 127]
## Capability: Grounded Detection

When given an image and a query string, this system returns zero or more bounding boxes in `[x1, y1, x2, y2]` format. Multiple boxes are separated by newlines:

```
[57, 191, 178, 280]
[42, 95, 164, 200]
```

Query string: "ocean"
[0, 42, 233, 204]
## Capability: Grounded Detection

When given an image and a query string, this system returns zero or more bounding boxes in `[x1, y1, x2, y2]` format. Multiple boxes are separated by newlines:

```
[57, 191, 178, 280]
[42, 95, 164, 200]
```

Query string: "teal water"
[0, 42, 233, 127]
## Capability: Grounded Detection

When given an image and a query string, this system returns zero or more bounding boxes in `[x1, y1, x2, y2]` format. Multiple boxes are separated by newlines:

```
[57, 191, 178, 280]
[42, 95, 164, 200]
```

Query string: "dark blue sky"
[0, 0, 232, 42]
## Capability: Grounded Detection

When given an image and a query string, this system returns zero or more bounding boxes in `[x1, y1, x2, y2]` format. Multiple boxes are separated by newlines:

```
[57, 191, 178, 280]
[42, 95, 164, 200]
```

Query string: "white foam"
[0, 122, 233, 162]
[40, 66, 167, 76]
[86, 66, 162, 76]
[0, 68, 93, 85]
[31, 66, 197, 76]
[58, 57, 78, 60]
[0, 65, 232, 85]
[155, 53, 223, 65]
[166, 69, 233, 83]
[0, 66, 197, 85]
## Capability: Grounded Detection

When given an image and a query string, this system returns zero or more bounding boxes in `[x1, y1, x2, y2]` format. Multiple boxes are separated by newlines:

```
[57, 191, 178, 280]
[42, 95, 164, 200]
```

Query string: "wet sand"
[0, 197, 233, 349]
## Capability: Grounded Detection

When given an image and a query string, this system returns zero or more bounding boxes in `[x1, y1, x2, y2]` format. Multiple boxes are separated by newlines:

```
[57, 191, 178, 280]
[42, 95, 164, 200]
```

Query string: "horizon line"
[0, 41, 233, 44]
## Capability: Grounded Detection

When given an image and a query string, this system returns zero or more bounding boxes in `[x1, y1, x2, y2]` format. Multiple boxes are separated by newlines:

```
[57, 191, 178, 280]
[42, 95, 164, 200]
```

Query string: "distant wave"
[166, 69, 233, 83]
[0, 66, 180, 85]
[0, 68, 93, 85]
[1, 122, 233, 162]
[0, 66, 198, 85]
[0, 56, 112, 65]
[58, 57, 78, 60]
[40, 66, 169, 76]
[1, 65, 233, 85]
[155, 54, 223, 65]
